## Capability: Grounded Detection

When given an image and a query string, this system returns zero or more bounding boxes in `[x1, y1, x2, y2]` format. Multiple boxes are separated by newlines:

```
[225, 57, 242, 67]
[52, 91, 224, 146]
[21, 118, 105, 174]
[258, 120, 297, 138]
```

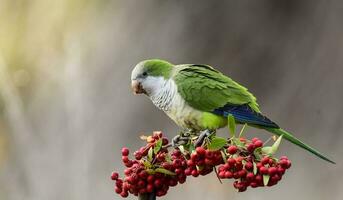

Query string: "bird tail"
[263, 127, 335, 164]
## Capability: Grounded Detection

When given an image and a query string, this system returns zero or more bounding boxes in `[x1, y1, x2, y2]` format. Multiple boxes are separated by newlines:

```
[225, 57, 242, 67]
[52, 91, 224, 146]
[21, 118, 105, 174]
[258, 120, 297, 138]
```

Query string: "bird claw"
[194, 130, 213, 147]
[172, 135, 181, 147]
[172, 132, 190, 147]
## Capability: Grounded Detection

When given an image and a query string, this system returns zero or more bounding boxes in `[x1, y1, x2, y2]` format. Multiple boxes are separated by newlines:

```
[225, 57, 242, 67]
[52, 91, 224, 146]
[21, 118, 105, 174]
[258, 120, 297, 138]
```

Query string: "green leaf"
[263, 175, 270, 186]
[146, 169, 155, 174]
[208, 136, 227, 151]
[143, 161, 152, 168]
[165, 153, 172, 163]
[253, 162, 257, 175]
[196, 165, 204, 171]
[261, 146, 273, 155]
[271, 135, 283, 154]
[233, 138, 244, 148]
[148, 147, 153, 162]
[261, 135, 283, 155]
[189, 143, 195, 153]
[155, 168, 176, 176]
[154, 139, 162, 154]
[253, 147, 262, 160]
[228, 114, 236, 137]
[179, 145, 185, 155]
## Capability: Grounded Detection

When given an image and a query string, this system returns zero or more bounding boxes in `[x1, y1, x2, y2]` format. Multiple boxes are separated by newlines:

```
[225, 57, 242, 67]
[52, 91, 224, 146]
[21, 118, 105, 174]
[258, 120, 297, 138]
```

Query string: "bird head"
[131, 59, 173, 96]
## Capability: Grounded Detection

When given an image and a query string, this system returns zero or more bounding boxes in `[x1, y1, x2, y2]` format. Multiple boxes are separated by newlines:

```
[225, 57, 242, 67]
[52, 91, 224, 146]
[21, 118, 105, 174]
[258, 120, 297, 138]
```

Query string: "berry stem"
[214, 167, 223, 184]
[138, 192, 156, 200]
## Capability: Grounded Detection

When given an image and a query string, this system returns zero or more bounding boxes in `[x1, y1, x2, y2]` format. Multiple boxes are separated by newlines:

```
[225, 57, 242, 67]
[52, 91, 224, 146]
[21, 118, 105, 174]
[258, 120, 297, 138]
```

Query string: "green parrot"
[131, 59, 334, 164]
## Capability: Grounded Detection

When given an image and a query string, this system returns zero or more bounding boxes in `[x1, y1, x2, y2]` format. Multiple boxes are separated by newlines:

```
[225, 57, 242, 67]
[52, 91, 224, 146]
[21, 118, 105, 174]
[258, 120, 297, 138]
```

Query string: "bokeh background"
[0, 0, 342, 199]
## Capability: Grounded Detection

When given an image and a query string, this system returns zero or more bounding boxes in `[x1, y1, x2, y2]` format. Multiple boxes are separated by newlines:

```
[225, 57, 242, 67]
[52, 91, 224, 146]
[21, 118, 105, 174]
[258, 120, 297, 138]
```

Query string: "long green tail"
[263, 127, 335, 164]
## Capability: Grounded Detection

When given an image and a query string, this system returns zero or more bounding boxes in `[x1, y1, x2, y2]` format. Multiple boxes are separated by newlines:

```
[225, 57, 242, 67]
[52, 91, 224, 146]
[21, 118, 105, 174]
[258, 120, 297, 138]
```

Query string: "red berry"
[245, 162, 253, 171]
[227, 146, 238, 154]
[184, 168, 192, 176]
[261, 156, 270, 165]
[233, 172, 240, 179]
[191, 153, 199, 161]
[195, 147, 206, 156]
[277, 167, 286, 174]
[246, 172, 254, 181]
[187, 159, 195, 166]
[247, 143, 255, 152]
[280, 156, 288, 160]
[205, 150, 214, 158]
[124, 168, 132, 176]
[162, 137, 169, 145]
[172, 150, 181, 157]
[122, 156, 129, 163]
[235, 162, 243, 170]
[227, 158, 236, 166]
[111, 172, 119, 180]
[254, 140, 263, 148]
[124, 160, 133, 167]
[250, 181, 258, 188]
[279, 159, 290, 169]
[115, 179, 123, 187]
[259, 166, 268, 174]
[139, 170, 148, 179]
[251, 137, 259, 143]
[121, 147, 129, 156]
[156, 153, 165, 162]
[191, 169, 199, 177]
[138, 180, 146, 188]
[146, 184, 154, 193]
[173, 159, 182, 168]
[256, 162, 263, 169]
[175, 168, 183, 175]
[225, 171, 233, 178]
[115, 186, 122, 194]
[219, 171, 226, 178]
[120, 191, 128, 198]
[134, 151, 142, 160]
[153, 131, 163, 138]
[205, 158, 214, 166]
[255, 174, 263, 183]
[154, 179, 162, 188]
[238, 169, 247, 178]
[268, 167, 277, 176]
[169, 179, 178, 186]
[147, 175, 154, 183]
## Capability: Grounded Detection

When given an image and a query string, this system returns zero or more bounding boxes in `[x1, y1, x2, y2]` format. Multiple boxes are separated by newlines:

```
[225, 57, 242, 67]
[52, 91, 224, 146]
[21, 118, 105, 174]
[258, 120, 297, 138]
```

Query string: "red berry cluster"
[111, 132, 292, 198]
[111, 132, 188, 198]
[184, 147, 223, 177]
[218, 138, 291, 192]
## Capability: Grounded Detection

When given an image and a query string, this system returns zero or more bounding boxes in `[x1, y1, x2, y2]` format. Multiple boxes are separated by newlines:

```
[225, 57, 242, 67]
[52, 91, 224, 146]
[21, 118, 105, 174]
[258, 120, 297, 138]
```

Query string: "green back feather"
[173, 64, 260, 112]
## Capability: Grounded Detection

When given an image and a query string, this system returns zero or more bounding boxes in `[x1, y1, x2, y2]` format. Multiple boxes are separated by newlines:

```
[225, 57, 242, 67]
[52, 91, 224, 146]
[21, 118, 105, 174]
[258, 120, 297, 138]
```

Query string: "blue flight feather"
[212, 104, 279, 128]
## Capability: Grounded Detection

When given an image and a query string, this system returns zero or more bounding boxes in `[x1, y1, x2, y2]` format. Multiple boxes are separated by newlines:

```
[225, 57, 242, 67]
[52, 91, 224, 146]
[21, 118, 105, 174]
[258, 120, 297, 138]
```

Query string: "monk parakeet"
[131, 59, 334, 164]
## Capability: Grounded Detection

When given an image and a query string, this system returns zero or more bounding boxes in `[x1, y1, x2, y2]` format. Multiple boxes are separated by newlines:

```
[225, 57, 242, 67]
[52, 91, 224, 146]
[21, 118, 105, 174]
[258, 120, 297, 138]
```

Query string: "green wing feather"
[173, 64, 335, 164]
[173, 64, 260, 112]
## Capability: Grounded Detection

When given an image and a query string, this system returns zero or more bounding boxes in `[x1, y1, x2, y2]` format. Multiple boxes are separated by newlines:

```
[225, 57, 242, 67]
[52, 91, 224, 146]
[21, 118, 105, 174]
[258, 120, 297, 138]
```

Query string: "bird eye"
[142, 72, 148, 76]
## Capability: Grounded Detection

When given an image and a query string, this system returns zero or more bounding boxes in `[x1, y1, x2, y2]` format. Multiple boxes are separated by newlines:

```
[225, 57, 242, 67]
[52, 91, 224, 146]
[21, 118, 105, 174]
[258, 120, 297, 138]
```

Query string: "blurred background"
[0, 0, 342, 199]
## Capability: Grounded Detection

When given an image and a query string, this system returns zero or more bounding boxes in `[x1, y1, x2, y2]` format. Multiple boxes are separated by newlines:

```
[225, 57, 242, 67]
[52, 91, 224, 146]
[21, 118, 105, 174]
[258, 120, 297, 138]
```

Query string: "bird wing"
[173, 64, 278, 128]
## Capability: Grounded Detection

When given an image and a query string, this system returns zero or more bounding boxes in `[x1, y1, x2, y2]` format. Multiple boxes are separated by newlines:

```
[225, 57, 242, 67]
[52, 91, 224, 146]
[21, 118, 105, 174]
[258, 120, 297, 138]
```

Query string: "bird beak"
[131, 80, 146, 95]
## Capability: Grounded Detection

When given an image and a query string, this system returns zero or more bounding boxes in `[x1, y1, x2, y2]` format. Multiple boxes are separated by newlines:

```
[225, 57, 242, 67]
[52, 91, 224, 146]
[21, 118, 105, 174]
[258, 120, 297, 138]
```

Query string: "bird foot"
[172, 132, 190, 147]
[194, 130, 213, 147]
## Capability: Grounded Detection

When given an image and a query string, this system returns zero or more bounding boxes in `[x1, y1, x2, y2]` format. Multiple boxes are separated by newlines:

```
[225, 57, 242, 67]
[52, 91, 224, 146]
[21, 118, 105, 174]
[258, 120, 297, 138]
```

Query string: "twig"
[138, 192, 156, 200]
